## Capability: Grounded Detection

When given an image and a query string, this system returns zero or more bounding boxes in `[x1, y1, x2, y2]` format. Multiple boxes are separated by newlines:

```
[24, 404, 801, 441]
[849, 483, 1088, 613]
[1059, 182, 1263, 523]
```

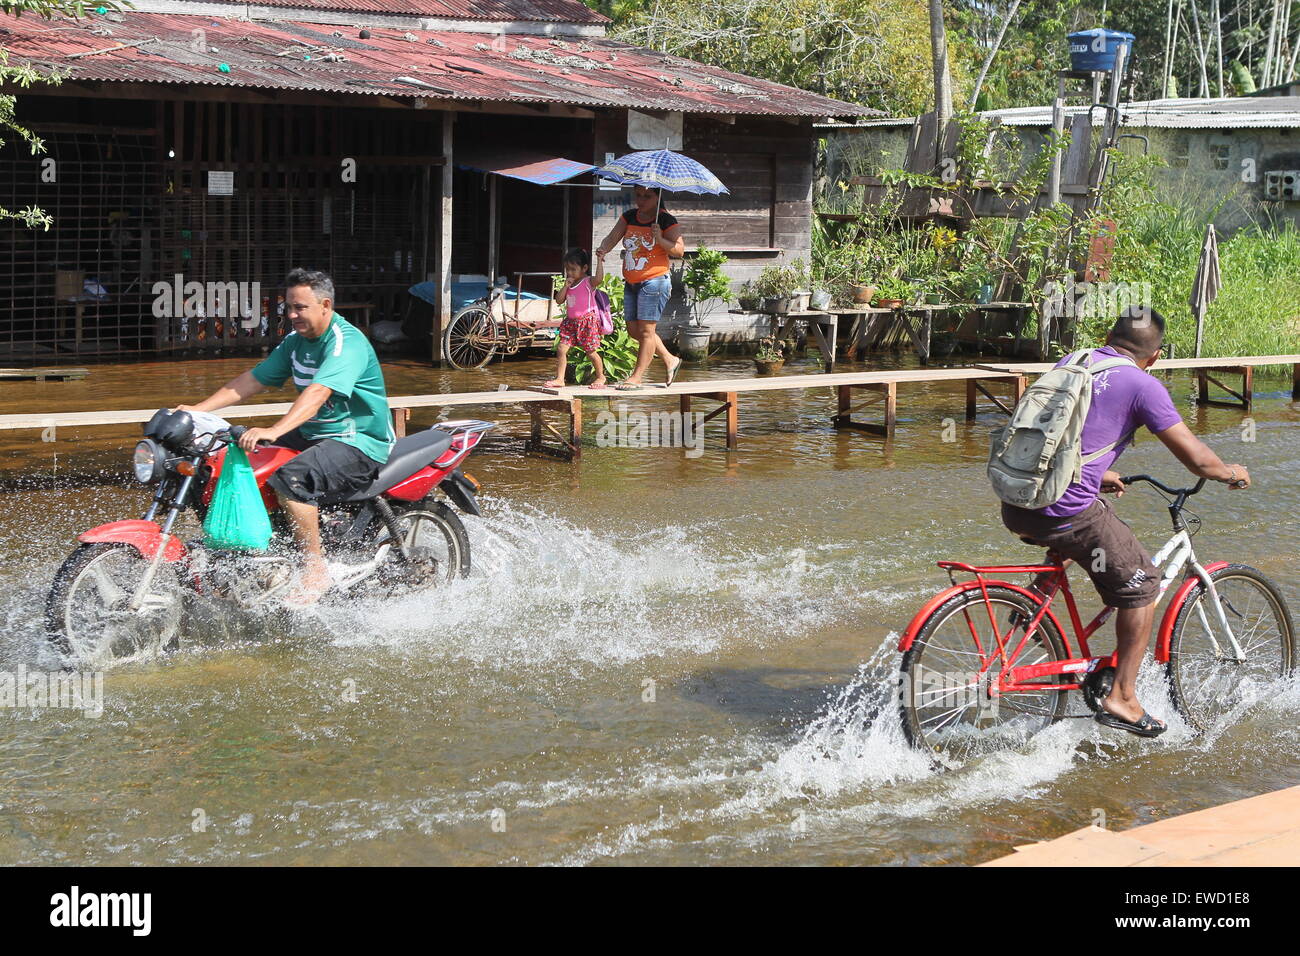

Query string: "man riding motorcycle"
[179, 268, 394, 606]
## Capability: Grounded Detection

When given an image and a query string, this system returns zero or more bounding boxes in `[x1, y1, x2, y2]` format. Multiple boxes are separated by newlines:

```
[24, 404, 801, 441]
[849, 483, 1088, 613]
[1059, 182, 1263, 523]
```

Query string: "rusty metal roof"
[0, 11, 872, 117]
[232, 0, 609, 23]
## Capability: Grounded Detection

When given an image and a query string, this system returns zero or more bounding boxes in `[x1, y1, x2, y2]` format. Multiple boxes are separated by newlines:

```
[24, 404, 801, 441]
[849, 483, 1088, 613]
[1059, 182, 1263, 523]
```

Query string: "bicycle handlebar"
[1119, 474, 1207, 497]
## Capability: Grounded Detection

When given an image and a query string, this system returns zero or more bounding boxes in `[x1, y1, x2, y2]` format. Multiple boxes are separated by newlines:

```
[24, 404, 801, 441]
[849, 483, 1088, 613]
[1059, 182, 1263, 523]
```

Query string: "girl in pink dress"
[546, 248, 607, 389]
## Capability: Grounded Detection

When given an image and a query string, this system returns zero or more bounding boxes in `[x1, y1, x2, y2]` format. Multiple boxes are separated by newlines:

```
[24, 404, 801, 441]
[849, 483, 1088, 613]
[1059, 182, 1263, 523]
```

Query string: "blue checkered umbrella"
[596, 149, 729, 197]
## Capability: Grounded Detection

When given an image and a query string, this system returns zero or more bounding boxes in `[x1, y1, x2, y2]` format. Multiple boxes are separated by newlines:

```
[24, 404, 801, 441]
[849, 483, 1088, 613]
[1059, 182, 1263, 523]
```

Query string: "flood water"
[1, 349, 1297, 865]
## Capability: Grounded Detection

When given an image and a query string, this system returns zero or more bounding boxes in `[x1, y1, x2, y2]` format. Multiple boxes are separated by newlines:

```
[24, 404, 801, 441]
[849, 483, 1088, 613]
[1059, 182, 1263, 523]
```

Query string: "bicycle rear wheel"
[1167, 564, 1295, 732]
[900, 586, 1070, 762]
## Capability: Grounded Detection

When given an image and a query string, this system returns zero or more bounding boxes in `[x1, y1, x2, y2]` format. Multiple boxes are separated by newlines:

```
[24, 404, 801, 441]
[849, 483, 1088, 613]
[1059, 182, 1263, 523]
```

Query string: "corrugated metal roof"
[235, 0, 608, 24]
[1, 11, 872, 117]
[825, 97, 1300, 130]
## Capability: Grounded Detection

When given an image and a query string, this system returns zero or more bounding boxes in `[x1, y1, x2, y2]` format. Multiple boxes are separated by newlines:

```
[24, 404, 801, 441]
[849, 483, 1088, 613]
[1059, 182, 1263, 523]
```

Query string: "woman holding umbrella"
[595, 184, 685, 388]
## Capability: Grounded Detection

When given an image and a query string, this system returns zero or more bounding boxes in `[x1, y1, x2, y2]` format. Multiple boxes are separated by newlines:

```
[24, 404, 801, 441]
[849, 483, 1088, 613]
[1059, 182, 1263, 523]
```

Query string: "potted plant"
[755, 264, 793, 315]
[737, 280, 760, 312]
[873, 277, 911, 309]
[678, 245, 731, 360]
[786, 258, 810, 311]
[753, 335, 786, 374]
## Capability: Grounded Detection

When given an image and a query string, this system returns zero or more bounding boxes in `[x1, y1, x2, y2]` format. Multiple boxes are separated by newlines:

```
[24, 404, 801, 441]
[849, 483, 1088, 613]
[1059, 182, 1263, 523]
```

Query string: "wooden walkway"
[525, 367, 1027, 458]
[982, 784, 1300, 866]
[0, 368, 1027, 460]
[0, 367, 88, 381]
[2, 351, 1290, 459]
[980, 354, 1300, 410]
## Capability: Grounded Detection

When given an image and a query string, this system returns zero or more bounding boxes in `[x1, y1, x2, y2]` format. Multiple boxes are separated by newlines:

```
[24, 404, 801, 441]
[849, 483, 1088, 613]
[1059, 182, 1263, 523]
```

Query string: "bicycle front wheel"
[1167, 564, 1295, 732]
[900, 586, 1070, 762]
[443, 306, 498, 369]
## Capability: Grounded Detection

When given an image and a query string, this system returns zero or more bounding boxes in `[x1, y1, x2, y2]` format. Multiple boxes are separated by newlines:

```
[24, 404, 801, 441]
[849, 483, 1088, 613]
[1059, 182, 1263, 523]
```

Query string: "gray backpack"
[988, 348, 1136, 509]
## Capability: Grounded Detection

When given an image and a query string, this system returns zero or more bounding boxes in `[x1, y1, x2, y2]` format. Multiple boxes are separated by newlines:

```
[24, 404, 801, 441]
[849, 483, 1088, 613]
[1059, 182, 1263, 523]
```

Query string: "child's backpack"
[593, 286, 614, 335]
[987, 348, 1137, 510]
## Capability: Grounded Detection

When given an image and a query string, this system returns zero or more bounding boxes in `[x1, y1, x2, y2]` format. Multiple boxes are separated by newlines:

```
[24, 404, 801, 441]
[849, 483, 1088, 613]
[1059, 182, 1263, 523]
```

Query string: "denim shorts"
[624, 274, 671, 323]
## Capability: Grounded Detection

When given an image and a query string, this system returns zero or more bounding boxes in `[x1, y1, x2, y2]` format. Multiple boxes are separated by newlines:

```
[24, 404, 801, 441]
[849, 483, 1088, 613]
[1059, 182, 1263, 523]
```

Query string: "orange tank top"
[620, 209, 678, 284]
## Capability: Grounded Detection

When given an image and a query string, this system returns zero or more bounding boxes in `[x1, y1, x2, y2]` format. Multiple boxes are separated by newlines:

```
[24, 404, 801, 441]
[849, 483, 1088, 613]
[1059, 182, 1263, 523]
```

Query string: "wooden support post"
[699, 392, 738, 450]
[832, 382, 896, 437]
[966, 376, 1023, 419]
[392, 406, 410, 438]
[526, 398, 582, 460]
[680, 394, 691, 418]
[434, 111, 454, 367]
[1198, 366, 1253, 410]
[569, 396, 582, 456]
[1294, 363, 1300, 402]
[720, 392, 738, 450]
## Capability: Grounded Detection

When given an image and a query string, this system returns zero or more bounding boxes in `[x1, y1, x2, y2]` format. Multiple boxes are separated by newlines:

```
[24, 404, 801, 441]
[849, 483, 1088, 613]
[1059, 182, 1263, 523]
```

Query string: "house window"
[1169, 134, 1190, 168]
[1210, 144, 1231, 170]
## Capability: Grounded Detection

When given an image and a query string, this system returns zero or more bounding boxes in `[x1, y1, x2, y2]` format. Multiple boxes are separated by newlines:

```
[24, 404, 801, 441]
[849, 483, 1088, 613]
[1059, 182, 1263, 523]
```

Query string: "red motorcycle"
[45, 407, 493, 667]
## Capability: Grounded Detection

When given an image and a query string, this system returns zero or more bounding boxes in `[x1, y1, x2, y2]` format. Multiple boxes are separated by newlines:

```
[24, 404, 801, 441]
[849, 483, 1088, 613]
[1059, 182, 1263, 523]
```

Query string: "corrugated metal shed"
[822, 97, 1300, 130]
[0, 11, 872, 117]
[225, 0, 608, 23]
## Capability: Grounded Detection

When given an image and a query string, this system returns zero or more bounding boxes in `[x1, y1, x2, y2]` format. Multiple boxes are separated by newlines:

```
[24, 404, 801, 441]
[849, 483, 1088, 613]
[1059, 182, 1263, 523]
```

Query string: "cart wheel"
[443, 305, 499, 369]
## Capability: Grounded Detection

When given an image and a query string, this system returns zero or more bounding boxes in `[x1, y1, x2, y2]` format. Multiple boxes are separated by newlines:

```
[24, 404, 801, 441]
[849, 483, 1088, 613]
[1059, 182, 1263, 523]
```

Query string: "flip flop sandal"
[665, 359, 684, 387]
[1095, 708, 1167, 738]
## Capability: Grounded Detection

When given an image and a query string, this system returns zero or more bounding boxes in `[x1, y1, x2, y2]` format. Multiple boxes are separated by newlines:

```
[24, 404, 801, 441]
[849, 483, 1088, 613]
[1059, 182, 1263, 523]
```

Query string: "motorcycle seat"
[346, 428, 454, 502]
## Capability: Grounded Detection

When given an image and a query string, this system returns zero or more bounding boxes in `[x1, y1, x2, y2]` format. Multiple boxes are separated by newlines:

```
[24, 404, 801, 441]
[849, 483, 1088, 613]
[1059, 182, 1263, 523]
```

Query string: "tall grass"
[1106, 206, 1300, 360]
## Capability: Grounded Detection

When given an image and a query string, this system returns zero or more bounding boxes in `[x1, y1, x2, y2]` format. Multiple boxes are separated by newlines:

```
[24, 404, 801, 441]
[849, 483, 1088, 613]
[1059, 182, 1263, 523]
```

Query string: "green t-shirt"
[251, 313, 394, 463]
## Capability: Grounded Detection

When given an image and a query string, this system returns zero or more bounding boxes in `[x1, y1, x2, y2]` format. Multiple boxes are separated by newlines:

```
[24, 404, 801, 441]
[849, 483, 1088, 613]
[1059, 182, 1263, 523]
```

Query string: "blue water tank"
[1067, 29, 1134, 72]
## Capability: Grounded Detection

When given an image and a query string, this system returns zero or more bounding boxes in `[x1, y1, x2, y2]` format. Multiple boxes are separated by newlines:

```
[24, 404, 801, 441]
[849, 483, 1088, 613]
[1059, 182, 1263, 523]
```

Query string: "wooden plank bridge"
[0, 368, 1028, 460]
[0, 353, 1291, 460]
[978, 354, 1300, 411]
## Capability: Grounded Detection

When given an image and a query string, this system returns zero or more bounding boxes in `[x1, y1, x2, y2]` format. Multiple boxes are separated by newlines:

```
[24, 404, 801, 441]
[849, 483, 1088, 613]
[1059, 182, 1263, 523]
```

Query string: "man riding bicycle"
[999, 307, 1250, 737]
[179, 268, 394, 606]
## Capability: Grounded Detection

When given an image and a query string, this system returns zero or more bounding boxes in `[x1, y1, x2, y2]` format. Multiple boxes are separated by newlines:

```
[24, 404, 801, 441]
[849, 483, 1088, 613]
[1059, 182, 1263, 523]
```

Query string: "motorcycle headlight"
[133, 439, 164, 484]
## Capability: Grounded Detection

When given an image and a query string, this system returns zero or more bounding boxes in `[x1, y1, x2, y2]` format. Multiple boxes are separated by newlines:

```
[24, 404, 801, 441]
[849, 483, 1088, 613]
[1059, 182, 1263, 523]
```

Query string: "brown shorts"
[1001, 499, 1160, 609]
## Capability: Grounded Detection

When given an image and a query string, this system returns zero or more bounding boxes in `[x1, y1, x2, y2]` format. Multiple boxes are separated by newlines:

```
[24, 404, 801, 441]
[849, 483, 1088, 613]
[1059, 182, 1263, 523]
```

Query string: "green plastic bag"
[202, 444, 273, 551]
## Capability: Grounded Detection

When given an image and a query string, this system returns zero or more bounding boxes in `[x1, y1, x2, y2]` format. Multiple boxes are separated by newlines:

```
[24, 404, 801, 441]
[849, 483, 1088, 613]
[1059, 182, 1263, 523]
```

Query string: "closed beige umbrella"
[1189, 223, 1221, 358]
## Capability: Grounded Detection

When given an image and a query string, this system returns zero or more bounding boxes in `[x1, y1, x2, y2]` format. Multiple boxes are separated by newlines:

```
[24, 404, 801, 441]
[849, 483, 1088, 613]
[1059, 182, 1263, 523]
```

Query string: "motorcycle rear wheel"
[45, 542, 185, 668]
[369, 499, 471, 588]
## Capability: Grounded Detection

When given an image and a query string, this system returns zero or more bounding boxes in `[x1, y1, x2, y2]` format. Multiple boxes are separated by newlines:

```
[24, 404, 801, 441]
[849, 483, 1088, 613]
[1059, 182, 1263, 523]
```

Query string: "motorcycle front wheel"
[45, 542, 185, 668]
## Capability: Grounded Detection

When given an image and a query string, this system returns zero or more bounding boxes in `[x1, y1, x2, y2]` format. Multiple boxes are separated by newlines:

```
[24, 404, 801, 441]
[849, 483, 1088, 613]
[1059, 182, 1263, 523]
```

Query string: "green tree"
[0, 0, 127, 227]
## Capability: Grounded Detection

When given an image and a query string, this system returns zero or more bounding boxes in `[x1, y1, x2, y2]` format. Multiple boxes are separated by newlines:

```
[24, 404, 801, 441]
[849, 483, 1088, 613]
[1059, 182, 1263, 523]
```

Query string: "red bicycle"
[898, 475, 1295, 761]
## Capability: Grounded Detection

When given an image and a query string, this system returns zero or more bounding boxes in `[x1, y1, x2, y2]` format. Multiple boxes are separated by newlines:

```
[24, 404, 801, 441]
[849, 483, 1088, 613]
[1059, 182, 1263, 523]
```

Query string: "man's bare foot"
[542, 378, 564, 388]
[284, 560, 331, 608]
[1101, 690, 1164, 729]
[589, 377, 607, 390]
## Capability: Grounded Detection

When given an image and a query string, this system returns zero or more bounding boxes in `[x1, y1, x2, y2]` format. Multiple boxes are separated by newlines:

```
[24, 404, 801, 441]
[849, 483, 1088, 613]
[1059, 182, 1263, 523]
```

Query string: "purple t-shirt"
[1042, 346, 1183, 517]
